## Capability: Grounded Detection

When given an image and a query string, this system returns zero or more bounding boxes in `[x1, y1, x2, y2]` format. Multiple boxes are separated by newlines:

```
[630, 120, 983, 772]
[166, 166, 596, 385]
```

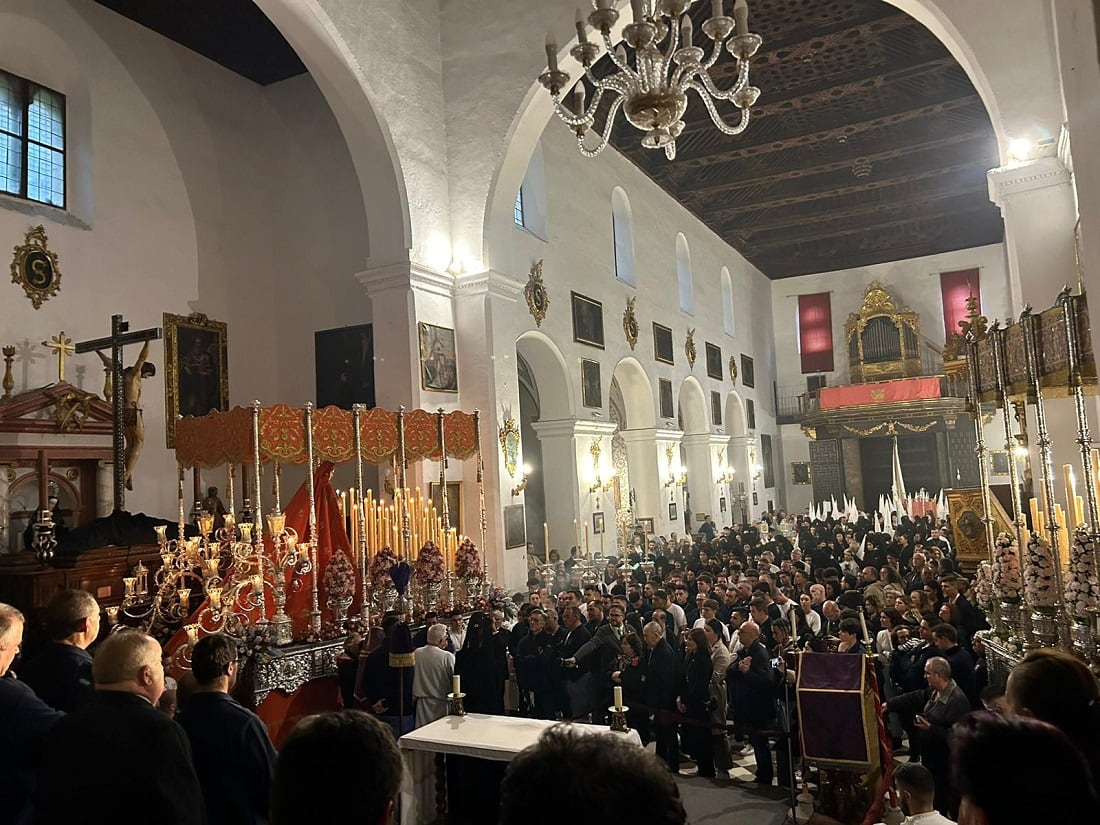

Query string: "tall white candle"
[453, 675, 461, 696]
[614, 685, 623, 708]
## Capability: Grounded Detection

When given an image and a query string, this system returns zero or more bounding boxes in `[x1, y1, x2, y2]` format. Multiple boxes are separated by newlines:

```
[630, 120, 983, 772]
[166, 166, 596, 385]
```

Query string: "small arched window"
[721, 266, 734, 335]
[611, 186, 636, 286]
[676, 233, 694, 314]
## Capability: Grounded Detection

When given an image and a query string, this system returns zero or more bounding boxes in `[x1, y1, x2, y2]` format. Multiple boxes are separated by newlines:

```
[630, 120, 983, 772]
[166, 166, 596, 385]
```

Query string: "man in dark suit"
[644, 621, 682, 772]
[176, 633, 276, 825]
[556, 605, 592, 718]
[20, 589, 100, 713]
[35, 629, 205, 824]
[730, 621, 776, 784]
[0, 603, 65, 825]
[941, 575, 984, 647]
[931, 623, 977, 707]
[567, 603, 628, 721]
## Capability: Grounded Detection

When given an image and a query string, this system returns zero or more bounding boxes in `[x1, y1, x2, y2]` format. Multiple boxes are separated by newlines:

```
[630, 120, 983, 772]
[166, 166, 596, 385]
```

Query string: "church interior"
[1, 1, 1099, 823]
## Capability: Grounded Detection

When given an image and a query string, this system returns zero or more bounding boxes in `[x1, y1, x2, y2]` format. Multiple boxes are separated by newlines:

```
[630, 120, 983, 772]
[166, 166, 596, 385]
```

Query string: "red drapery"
[818, 377, 941, 410]
[940, 268, 981, 341]
[798, 292, 834, 374]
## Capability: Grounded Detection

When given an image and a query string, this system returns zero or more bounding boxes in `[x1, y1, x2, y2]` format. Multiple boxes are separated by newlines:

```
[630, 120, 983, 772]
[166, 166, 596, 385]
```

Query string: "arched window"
[515, 141, 548, 240]
[676, 233, 694, 314]
[611, 186, 636, 286]
[721, 266, 734, 335]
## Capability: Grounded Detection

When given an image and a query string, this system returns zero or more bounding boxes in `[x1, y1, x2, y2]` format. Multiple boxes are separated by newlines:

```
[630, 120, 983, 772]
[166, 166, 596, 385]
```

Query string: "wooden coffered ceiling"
[600, 0, 1004, 279]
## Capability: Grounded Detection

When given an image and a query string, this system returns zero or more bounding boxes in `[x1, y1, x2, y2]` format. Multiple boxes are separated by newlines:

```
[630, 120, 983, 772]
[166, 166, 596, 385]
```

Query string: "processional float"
[111, 401, 492, 664]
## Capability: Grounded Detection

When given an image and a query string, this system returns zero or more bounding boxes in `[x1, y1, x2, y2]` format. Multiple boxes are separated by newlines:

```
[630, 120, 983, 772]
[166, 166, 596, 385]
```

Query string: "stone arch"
[678, 376, 708, 436]
[724, 390, 750, 480]
[255, 0, 410, 267]
[482, 0, 1042, 267]
[516, 330, 574, 420]
[610, 356, 656, 431]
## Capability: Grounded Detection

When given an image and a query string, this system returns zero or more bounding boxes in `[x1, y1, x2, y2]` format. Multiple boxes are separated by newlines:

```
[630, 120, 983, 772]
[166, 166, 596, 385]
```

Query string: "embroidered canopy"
[174, 404, 480, 469]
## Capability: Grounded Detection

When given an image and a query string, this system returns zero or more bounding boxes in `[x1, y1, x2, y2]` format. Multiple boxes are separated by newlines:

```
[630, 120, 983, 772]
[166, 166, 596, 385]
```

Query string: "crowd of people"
[3, 508, 1100, 825]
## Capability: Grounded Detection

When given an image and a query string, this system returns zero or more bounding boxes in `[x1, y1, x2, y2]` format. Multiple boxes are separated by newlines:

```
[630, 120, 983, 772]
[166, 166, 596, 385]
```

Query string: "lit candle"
[105, 606, 119, 626]
[251, 574, 263, 595]
[575, 7, 588, 43]
[614, 685, 623, 708]
[858, 608, 870, 644]
[734, 0, 749, 35]
[574, 518, 580, 551]
[123, 577, 136, 597]
[544, 522, 550, 563]
[1075, 495, 1086, 531]
[186, 624, 199, 647]
[207, 585, 222, 606]
[545, 32, 558, 73]
[1029, 497, 1040, 534]
[453, 675, 461, 696]
[584, 523, 590, 557]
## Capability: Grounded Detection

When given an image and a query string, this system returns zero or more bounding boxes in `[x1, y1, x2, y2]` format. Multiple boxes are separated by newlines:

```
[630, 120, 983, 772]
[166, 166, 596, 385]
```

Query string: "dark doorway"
[859, 433, 941, 510]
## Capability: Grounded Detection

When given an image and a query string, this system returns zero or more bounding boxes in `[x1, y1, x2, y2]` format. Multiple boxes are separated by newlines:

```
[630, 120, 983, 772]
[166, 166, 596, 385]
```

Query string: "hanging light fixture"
[539, 0, 763, 160]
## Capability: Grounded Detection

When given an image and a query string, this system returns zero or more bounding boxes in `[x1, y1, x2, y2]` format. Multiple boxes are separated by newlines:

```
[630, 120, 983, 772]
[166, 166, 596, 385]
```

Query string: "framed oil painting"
[571, 291, 605, 348]
[163, 312, 229, 448]
[711, 390, 723, 426]
[429, 481, 463, 535]
[705, 342, 722, 380]
[792, 462, 811, 485]
[315, 324, 375, 410]
[637, 517, 655, 535]
[741, 354, 755, 388]
[418, 322, 458, 392]
[659, 378, 674, 419]
[581, 358, 602, 409]
[592, 511, 605, 535]
[746, 398, 756, 430]
[504, 503, 526, 549]
[668, 502, 677, 521]
[761, 433, 775, 489]
[989, 451, 1011, 476]
[653, 322, 674, 364]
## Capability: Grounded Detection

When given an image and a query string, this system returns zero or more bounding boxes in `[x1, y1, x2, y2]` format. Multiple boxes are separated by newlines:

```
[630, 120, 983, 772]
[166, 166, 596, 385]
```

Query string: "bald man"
[35, 630, 204, 825]
[730, 620, 776, 785]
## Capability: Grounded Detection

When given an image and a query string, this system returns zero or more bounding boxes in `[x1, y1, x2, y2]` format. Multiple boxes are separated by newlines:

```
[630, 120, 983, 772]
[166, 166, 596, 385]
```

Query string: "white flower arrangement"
[993, 532, 1022, 601]
[1066, 530, 1100, 620]
[973, 560, 995, 614]
[1024, 533, 1057, 608]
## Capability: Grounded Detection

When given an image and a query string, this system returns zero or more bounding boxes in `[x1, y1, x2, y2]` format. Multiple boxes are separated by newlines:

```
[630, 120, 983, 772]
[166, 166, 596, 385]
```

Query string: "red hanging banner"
[940, 268, 980, 342]
[799, 292, 834, 374]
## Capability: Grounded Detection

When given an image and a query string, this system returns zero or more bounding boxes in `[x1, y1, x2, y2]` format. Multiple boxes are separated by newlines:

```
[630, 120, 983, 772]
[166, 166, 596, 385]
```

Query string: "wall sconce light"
[588, 438, 616, 497]
[512, 464, 532, 498]
[752, 463, 764, 481]
[716, 467, 735, 485]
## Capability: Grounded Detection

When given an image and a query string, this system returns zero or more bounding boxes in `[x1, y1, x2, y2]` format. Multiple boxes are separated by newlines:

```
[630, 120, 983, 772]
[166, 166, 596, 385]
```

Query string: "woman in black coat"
[612, 633, 649, 743]
[455, 611, 505, 715]
[677, 628, 715, 778]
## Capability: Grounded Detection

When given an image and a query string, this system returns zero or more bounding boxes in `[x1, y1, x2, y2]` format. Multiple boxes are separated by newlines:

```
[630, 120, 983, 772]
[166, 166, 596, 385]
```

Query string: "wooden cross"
[42, 331, 75, 382]
[75, 316, 162, 512]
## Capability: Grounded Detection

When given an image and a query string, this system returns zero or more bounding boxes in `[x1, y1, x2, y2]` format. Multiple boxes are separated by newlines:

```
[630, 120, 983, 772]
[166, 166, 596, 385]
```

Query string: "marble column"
[683, 432, 718, 533]
[618, 426, 661, 529]
[654, 430, 684, 538]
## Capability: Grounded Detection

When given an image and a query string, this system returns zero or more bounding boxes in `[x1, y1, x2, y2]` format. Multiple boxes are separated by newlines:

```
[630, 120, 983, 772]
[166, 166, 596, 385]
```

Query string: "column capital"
[654, 428, 685, 443]
[618, 427, 659, 446]
[682, 432, 716, 448]
[356, 260, 453, 299]
[728, 434, 753, 448]
[987, 156, 1072, 206]
[531, 418, 616, 440]
[453, 269, 524, 302]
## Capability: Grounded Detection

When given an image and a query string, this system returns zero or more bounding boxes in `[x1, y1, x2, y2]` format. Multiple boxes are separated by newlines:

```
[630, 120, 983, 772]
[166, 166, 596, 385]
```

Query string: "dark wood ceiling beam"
[743, 202, 999, 251]
[698, 159, 990, 221]
[723, 185, 991, 237]
[664, 95, 983, 170]
[679, 129, 989, 200]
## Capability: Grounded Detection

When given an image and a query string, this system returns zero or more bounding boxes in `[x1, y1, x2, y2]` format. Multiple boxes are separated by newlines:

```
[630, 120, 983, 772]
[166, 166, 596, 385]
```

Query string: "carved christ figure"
[98, 341, 156, 490]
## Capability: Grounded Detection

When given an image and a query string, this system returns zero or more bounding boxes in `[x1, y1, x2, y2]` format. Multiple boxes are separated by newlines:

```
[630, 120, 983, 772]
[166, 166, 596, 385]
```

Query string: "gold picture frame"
[163, 312, 229, 448]
[429, 481, 463, 535]
[988, 450, 1011, 476]
[499, 418, 521, 478]
[791, 462, 811, 485]
[10, 225, 62, 310]
[418, 322, 458, 393]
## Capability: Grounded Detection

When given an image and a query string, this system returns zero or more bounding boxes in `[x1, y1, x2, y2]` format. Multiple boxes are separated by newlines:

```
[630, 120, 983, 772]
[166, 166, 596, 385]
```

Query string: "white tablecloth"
[398, 714, 642, 823]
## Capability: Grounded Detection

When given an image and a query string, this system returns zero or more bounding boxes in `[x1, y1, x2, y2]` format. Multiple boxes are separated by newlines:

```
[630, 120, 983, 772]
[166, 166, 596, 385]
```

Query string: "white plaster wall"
[0, 0, 369, 520]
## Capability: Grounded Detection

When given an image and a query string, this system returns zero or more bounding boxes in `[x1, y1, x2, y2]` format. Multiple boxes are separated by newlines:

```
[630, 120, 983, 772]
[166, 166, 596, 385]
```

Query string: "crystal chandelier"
[539, 0, 762, 160]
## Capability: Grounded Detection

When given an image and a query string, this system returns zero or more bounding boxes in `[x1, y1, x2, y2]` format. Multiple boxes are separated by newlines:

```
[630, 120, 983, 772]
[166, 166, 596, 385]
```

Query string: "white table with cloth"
[398, 713, 643, 824]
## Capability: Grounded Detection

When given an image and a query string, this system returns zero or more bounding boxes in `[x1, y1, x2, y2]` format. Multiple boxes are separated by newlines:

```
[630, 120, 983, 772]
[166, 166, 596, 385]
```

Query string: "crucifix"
[75, 315, 162, 512]
[42, 331, 75, 382]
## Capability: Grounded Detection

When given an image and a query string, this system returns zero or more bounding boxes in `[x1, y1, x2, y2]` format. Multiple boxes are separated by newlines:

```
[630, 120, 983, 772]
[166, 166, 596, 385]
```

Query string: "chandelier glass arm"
[685, 79, 752, 135]
[695, 58, 750, 102]
[577, 95, 625, 158]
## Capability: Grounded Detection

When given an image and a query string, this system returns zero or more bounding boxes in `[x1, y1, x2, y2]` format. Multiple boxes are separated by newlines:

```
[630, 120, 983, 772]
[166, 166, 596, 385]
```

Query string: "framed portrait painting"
[571, 292, 605, 348]
[592, 512, 605, 535]
[504, 504, 526, 549]
[989, 451, 1011, 476]
[315, 324, 375, 410]
[418, 323, 458, 393]
[791, 462, 811, 485]
[659, 378, 674, 419]
[163, 312, 229, 448]
[653, 322, 674, 364]
[668, 502, 677, 521]
[581, 359, 602, 409]
[429, 481, 463, 535]
[761, 433, 775, 489]
[741, 354, 755, 388]
[637, 517, 655, 535]
[705, 342, 722, 380]
[711, 390, 723, 426]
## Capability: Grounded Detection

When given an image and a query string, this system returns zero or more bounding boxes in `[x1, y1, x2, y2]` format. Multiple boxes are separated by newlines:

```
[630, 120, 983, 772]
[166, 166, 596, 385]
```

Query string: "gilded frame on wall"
[791, 461, 811, 485]
[10, 225, 61, 310]
[163, 312, 229, 448]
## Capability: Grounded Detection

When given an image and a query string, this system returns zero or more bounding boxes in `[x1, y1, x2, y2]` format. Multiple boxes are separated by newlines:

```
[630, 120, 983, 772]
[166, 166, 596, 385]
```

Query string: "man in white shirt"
[412, 624, 455, 727]
[447, 610, 467, 653]
[654, 589, 686, 634]
[894, 762, 955, 824]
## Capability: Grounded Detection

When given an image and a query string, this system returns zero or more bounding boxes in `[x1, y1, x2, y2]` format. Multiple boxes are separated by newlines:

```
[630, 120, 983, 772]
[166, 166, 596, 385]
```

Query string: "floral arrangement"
[1024, 534, 1057, 608]
[369, 546, 399, 589]
[454, 537, 481, 578]
[973, 560, 995, 614]
[235, 621, 274, 665]
[1066, 531, 1100, 620]
[323, 550, 357, 601]
[993, 532, 1022, 601]
[415, 541, 445, 583]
